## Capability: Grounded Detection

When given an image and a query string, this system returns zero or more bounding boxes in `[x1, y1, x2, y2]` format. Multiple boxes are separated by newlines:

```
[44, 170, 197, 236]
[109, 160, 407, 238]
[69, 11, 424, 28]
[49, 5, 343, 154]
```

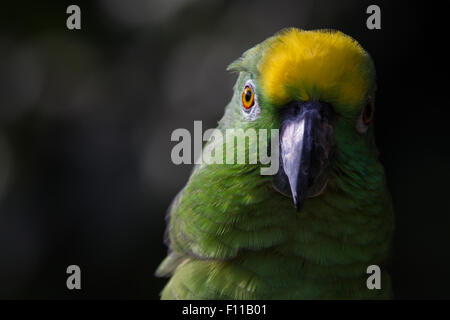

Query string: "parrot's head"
[226, 28, 377, 211]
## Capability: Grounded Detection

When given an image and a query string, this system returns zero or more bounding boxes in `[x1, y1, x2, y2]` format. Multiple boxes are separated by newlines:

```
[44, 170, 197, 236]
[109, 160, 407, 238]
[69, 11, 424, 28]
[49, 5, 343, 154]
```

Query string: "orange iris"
[242, 86, 255, 109]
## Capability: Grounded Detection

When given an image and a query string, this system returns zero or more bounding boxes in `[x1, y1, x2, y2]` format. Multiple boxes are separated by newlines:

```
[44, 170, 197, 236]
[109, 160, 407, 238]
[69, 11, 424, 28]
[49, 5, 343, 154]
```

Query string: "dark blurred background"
[0, 0, 448, 299]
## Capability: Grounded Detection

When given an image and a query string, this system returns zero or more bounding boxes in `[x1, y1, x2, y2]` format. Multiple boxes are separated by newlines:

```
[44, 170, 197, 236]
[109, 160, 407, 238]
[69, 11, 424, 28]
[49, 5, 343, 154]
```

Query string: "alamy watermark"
[66, 5, 81, 30]
[171, 121, 280, 175]
[366, 5, 381, 30]
[66, 265, 81, 290]
[366, 265, 381, 289]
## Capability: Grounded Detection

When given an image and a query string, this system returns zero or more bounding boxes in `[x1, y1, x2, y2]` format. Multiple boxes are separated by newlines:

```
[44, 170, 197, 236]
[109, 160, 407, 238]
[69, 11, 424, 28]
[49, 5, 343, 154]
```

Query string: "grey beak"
[276, 101, 334, 211]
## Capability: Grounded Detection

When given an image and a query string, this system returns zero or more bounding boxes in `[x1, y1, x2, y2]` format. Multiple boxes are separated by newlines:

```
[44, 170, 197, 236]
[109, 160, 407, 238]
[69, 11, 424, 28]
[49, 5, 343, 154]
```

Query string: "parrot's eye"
[356, 99, 375, 134]
[240, 80, 260, 121]
[363, 101, 375, 125]
[242, 85, 255, 110]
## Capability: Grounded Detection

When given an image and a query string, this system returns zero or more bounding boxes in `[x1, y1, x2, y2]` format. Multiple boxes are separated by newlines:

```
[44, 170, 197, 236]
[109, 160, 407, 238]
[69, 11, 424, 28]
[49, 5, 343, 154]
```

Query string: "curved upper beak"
[274, 101, 334, 212]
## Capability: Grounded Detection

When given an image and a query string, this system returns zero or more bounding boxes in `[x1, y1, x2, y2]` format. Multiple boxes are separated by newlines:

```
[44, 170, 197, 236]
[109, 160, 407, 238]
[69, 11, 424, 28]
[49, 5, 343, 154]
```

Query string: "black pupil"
[245, 89, 252, 102]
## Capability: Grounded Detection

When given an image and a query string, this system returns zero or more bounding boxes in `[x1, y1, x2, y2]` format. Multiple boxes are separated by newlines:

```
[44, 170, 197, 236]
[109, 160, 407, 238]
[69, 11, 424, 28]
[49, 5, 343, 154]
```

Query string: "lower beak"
[274, 101, 334, 212]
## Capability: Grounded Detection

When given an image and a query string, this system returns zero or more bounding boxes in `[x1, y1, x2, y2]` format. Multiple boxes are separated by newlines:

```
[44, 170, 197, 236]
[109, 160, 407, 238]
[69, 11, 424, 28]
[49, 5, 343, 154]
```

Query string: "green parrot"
[156, 28, 394, 299]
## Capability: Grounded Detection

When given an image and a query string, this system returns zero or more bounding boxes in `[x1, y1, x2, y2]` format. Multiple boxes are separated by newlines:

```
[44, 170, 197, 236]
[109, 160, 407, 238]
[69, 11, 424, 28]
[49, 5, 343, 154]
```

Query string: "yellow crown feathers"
[257, 29, 375, 110]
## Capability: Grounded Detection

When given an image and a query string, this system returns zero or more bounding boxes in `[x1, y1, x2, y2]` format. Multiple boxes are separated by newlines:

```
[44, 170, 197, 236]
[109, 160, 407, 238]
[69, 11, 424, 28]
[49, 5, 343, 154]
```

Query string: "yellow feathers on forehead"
[257, 29, 374, 108]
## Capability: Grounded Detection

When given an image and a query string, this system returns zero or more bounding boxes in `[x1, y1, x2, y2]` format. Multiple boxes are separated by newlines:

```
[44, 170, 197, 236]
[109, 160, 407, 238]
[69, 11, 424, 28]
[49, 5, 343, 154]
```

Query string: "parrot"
[156, 28, 394, 299]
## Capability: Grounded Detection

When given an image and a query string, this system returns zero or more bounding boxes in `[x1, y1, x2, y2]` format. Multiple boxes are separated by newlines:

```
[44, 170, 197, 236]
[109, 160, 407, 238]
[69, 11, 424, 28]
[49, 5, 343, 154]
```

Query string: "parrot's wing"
[155, 186, 189, 277]
[155, 160, 214, 277]
[155, 158, 252, 277]
[154, 251, 186, 277]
